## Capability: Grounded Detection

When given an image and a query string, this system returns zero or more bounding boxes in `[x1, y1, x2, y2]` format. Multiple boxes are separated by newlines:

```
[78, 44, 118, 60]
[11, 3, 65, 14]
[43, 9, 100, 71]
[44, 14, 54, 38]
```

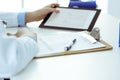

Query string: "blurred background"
[0, 0, 119, 19]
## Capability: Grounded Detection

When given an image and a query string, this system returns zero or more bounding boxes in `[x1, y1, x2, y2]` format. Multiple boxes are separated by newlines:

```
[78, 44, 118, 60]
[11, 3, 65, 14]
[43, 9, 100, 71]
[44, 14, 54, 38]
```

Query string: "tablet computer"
[39, 7, 101, 31]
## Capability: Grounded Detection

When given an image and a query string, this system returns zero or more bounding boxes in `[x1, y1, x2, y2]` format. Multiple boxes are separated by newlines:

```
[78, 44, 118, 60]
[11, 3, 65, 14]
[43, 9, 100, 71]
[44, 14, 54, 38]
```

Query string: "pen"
[65, 39, 77, 51]
[2, 20, 7, 28]
[0, 20, 7, 28]
[0, 20, 7, 36]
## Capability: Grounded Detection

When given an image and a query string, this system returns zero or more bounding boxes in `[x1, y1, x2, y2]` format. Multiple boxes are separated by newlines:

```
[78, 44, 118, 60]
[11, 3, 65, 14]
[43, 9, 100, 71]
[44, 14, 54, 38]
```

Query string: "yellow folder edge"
[34, 40, 113, 59]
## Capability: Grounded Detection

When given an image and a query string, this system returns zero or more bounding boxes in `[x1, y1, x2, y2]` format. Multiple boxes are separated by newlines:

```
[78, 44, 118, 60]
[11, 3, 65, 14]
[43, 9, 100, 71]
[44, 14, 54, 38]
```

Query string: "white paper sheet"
[45, 7, 96, 29]
[36, 32, 105, 56]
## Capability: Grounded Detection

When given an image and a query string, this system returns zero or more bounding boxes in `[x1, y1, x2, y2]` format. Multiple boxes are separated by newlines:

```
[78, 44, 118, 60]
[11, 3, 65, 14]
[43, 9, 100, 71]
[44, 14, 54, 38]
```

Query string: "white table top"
[9, 13, 120, 80]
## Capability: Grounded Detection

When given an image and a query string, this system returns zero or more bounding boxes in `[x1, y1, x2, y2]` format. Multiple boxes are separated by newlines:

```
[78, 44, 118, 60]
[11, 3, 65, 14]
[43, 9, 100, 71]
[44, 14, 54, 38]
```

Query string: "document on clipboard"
[34, 31, 112, 59]
[39, 7, 101, 31]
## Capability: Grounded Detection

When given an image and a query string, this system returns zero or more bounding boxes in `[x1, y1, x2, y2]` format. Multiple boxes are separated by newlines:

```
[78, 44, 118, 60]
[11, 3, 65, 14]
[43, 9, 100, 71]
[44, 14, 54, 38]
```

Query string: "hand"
[25, 3, 59, 23]
[7, 28, 37, 41]
[35, 3, 60, 20]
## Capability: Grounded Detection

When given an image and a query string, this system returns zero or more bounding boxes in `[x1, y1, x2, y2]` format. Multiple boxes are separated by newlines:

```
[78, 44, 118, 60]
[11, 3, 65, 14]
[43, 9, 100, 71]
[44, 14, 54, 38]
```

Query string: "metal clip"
[90, 27, 100, 41]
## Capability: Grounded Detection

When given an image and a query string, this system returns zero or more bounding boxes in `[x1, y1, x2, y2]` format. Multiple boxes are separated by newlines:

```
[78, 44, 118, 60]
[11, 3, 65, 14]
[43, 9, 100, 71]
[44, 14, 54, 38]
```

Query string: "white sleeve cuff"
[0, 12, 18, 27]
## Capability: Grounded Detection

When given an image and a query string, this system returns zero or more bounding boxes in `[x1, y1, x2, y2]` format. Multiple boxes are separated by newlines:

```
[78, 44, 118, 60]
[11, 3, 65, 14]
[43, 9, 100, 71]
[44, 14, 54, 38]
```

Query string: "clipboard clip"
[90, 27, 100, 41]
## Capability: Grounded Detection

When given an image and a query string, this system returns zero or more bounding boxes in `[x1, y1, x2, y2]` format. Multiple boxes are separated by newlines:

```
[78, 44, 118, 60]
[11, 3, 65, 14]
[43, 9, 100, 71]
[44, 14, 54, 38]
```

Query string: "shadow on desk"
[4, 78, 10, 80]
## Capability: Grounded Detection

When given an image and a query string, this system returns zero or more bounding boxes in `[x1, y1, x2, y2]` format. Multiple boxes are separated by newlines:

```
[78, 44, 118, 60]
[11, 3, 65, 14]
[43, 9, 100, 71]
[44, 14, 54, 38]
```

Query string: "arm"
[0, 12, 18, 27]
[0, 28, 39, 77]
[0, 3, 59, 27]
[25, 3, 59, 23]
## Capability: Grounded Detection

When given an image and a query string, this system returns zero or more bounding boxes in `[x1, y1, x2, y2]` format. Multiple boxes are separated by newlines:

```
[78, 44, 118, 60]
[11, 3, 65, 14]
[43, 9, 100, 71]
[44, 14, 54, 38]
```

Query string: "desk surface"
[9, 13, 120, 80]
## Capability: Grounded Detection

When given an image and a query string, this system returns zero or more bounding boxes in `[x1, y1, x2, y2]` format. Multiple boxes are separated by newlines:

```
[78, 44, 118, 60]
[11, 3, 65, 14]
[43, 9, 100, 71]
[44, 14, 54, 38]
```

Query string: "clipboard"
[34, 40, 112, 59]
[39, 7, 101, 31]
[34, 31, 112, 59]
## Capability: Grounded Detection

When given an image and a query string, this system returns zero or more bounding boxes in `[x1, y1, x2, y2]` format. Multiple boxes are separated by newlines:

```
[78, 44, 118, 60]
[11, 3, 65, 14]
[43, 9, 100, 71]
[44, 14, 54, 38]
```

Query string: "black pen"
[65, 39, 77, 51]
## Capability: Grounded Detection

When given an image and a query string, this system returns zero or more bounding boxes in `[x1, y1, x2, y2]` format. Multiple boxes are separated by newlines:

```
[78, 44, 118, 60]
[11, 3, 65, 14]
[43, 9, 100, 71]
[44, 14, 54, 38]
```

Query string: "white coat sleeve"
[0, 36, 39, 78]
[0, 12, 18, 27]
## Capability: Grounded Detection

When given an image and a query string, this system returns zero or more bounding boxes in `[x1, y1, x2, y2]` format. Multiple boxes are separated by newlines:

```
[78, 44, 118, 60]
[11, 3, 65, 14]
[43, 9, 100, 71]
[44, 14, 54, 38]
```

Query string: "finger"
[49, 8, 59, 13]
[50, 3, 59, 8]
[7, 33, 15, 36]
